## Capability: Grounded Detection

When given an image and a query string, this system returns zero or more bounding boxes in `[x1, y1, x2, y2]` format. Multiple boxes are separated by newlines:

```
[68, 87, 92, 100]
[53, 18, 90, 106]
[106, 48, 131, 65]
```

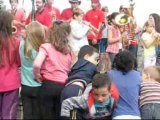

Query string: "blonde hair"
[143, 20, 155, 32]
[143, 66, 160, 83]
[24, 21, 45, 59]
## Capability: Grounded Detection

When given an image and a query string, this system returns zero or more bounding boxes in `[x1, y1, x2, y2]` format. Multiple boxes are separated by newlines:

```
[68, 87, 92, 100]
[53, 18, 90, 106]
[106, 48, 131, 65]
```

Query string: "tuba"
[115, 14, 130, 26]
[115, 14, 131, 49]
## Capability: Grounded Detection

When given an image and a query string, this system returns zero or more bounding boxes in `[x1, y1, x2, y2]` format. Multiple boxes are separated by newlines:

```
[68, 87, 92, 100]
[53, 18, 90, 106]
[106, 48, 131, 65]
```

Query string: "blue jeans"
[140, 103, 160, 119]
[99, 38, 108, 53]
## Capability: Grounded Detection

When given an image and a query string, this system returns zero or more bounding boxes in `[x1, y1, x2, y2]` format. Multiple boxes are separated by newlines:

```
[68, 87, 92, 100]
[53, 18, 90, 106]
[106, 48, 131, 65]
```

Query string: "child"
[140, 66, 160, 119]
[33, 21, 74, 119]
[61, 73, 116, 119]
[61, 45, 99, 102]
[19, 21, 45, 119]
[106, 12, 121, 63]
[142, 21, 158, 68]
[68, 8, 90, 56]
[109, 50, 141, 119]
[0, 10, 20, 119]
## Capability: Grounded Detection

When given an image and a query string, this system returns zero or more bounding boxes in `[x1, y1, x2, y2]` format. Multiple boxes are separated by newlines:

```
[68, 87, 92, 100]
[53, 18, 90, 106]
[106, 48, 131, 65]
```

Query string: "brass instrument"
[115, 14, 131, 49]
[12, 25, 17, 35]
[115, 14, 130, 26]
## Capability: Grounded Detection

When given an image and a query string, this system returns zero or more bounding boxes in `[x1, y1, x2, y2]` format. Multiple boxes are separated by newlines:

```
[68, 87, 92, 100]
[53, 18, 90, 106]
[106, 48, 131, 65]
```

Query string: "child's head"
[143, 20, 155, 33]
[78, 45, 99, 65]
[92, 73, 112, 104]
[112, 50, 136, 74]
[72, 7, 84, 21]
[48, 21, 71, 54]
[25, 21, 45, 59]
[142, 66, 160, 82]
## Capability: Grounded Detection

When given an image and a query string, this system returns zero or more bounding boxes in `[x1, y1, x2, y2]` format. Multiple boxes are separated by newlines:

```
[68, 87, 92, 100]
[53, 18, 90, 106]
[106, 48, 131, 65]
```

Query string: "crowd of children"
[0, 0, 160, 119]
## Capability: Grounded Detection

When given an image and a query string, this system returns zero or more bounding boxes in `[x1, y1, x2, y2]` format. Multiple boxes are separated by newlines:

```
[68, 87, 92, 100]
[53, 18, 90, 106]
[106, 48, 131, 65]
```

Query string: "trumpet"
[12, 25, 17, 34]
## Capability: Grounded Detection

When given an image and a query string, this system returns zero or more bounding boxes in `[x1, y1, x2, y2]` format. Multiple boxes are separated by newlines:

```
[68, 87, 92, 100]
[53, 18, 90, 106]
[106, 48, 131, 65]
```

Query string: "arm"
[142, 33, 158, 48]
[33, 46, 47, 81]
[61, 96, 88, 117]
[71, 22, 90, 40]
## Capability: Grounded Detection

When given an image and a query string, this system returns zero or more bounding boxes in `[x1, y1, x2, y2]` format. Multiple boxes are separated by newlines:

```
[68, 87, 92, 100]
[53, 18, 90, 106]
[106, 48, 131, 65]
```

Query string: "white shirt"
[68, 19, 90, 53]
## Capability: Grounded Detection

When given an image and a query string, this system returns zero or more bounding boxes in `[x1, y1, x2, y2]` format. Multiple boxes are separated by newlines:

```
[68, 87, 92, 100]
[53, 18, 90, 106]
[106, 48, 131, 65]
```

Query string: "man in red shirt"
[25, 0, 49, 26]
[84, 0, 105, 50]
[61, 0, 81, 21]
[26, 0, 60, 27]
[44, 0, 61, 22]
[9, 0, 26, 40]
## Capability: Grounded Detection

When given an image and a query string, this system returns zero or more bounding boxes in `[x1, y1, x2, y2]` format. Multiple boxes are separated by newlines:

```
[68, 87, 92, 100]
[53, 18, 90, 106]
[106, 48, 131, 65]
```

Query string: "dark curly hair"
[112, 50, 135, 74]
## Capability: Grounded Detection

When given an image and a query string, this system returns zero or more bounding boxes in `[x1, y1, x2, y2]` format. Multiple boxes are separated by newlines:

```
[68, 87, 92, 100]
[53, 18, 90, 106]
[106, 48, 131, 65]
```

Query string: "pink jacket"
[0, 38, 21, 92]
[34, 43, 74, 84]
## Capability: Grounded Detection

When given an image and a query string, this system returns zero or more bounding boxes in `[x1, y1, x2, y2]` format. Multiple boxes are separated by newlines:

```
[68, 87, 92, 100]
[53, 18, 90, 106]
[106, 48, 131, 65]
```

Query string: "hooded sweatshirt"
[66, 58, 97, 87]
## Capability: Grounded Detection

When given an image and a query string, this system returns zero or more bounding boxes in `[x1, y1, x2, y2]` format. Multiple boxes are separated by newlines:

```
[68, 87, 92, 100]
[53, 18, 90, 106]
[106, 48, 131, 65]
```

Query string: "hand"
[92, 39, 97, 45]
[35, 74, 43, 83]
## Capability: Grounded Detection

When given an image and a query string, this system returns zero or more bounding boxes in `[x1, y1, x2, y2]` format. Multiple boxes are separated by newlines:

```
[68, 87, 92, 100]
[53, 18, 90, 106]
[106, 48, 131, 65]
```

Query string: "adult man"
[61, 0, 81, 21]
[9, 0, 26, 39]
[25, 0, 48, 26]
[44, 0, 60, 22]
[84, 0, 105, 50]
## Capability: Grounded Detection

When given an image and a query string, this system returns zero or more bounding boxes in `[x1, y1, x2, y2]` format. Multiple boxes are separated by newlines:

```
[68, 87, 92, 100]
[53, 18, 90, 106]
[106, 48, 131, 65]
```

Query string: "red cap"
[91, 0, 100, 3]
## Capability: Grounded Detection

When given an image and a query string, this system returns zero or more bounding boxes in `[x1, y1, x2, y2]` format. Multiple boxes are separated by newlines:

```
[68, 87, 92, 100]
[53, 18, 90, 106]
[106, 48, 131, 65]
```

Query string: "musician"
[9, 0, 26, 39]
[44, 0, 60, 23]
[25, 0, 51, 27]
[84, 0, 105, 50]
[61, 0, 81, 21]
[68, 8, 91, 56]
[119, 3, 139, 57]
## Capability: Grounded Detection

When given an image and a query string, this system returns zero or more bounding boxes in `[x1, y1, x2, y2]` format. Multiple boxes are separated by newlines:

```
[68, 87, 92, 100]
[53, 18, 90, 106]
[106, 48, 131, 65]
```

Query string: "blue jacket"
[66, 58, 97, 87]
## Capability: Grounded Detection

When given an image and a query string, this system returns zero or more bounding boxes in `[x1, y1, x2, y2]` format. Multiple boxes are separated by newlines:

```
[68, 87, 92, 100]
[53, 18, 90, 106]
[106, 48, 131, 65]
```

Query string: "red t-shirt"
[26, 5, 60, 27]
[0, 37, 21, 92]
[44, 5, 61, 21]
[84, 8, 105, 40]
[60, 8, 73, 21]
[25, 9, 50, 27]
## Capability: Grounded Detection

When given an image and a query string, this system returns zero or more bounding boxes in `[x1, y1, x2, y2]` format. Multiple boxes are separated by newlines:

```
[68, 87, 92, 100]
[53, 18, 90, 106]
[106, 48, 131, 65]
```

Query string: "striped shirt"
[140, 80, 160, 107]
[106, 25, 121, 54]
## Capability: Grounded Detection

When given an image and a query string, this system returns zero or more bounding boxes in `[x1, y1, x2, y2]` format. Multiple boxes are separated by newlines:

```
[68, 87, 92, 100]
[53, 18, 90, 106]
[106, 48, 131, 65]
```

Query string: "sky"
[4, 0, 160, 27]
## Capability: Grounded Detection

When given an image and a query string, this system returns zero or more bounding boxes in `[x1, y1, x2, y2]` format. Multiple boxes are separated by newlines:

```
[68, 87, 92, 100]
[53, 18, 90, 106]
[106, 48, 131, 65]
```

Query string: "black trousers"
[40, 80, 64, 119]
[21, 85, 41, 119]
